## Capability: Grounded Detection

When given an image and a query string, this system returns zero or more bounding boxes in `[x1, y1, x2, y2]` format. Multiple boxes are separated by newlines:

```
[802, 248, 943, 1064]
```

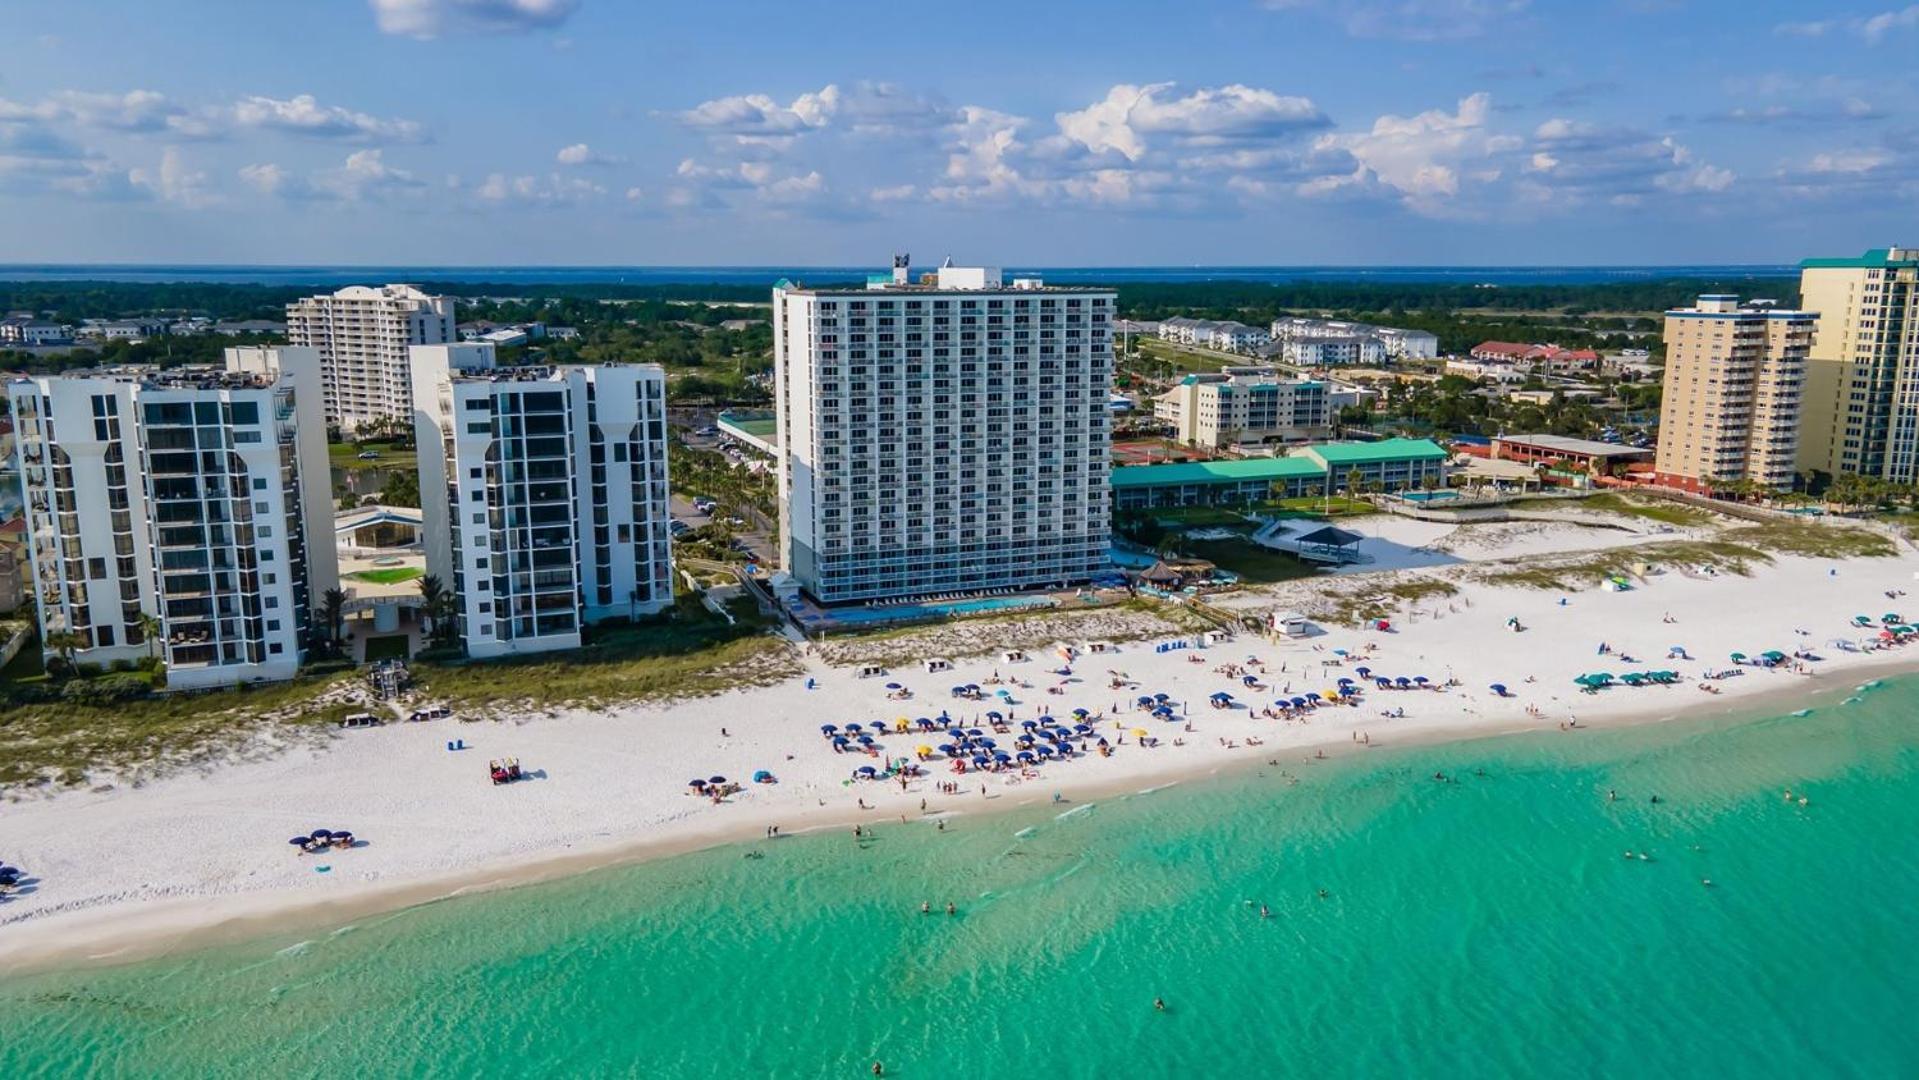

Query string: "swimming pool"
[826, 595, 1060, 625]
[1397, 491, 1461, 503]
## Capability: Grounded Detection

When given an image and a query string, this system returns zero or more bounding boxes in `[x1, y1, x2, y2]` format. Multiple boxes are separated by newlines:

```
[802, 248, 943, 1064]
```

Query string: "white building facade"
[411, 345, 673, 659]
[1156, 371, 1332, 448]
[288, 284, 454, 431]
[8, 347, 338, 688]
[773, 262, 1113, 604]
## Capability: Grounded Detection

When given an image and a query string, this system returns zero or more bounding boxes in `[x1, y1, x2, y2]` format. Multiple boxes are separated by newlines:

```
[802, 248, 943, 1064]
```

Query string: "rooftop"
[1494, 433, 1653, 458]
[1299, 438, 1448, 466]
[1801, 246, 1919, 270]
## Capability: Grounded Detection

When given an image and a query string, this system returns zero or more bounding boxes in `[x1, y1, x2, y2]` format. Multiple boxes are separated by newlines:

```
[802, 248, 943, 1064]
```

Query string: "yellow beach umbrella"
[1132, 728, 1149, 738]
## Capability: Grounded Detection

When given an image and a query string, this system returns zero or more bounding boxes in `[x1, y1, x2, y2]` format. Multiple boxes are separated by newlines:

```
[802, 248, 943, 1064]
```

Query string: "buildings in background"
[1154, 369, 1332, 449]
[411, 344, 673, 659]
[1795, 246, 1919, 483]
[288, 284, 454, 431]
[1157, 317, 1271, 354]
[1271, 318, 1438, 365]
[1468, 341, 1601, 371]
[1488, 434, 1655, 479]
[1111, 438, 1448, 510]
[0, 316, 73, 346]
[7, 347, 337, 688]
[772, 259, 1112, 604]
[1652, 295, 1813, 493]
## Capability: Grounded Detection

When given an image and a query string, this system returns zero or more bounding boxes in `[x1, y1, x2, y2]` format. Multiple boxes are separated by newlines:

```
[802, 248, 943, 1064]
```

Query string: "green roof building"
[1112, 438, 1448, 510]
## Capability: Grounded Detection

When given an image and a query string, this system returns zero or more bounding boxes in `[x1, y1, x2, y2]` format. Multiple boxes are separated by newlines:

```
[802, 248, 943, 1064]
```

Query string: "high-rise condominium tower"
[772, 258, 1113, 604]
[8, 347, 338, 687]
[287, 284, 453, 431]
[411, 344, 673, 658]
[1653, 295, 1813, 493]
[1795, 247, 1919, 482]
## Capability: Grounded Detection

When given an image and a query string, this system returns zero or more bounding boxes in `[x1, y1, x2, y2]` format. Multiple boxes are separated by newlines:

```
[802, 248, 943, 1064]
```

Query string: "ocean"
[1, 678, 1915, 1078]
[0, 264, 1799, 288]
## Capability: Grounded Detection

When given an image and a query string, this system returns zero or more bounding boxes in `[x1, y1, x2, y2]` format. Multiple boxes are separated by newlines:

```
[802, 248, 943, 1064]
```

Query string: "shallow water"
[2, 679, 1916, 1077]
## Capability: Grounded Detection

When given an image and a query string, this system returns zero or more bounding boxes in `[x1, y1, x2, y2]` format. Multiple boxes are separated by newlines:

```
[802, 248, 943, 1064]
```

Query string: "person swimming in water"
[1260, 905, 1271, 919]
[920, 901, 930, 915]
[946, 902, 956, 916]
[1154, 997, 1167, 1012]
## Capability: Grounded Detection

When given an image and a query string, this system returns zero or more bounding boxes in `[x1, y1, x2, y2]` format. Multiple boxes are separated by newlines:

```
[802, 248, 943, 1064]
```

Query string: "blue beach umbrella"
[1490, 683, 1509, 696]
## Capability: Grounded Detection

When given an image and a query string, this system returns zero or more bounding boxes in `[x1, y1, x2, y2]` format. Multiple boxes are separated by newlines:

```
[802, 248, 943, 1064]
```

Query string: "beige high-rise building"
[1794, 247, 1919, 482]
[287, 284, 454, 430]
[1653, 295, 1813, 493]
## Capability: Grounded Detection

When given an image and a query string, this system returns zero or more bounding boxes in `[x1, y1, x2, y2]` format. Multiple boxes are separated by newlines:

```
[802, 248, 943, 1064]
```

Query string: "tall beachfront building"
[1795, 247, 1919, 482]
[287, 284, 454, 431]
[1653, 295, 1813, 493]
[8, 347, 338, 688]
[772, 258, 1113, 604]
[410, 344, 673, 659]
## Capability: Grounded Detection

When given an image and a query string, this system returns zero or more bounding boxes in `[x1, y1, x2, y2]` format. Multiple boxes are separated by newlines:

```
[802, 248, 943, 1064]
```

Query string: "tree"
[135, 610, 160, 660]
[44, 629, 85, 666]
[319, 587, 347, 652]
[417, 575, 456, 646]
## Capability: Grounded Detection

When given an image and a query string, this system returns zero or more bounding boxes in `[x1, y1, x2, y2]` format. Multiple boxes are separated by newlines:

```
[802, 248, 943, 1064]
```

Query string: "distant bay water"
[0, 264, 1800, 288]
[2, 677, 1915, 1077]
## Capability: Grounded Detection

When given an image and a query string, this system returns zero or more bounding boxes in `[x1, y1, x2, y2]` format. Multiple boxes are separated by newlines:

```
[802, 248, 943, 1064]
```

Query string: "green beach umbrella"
[1730, 652, 1747, 661]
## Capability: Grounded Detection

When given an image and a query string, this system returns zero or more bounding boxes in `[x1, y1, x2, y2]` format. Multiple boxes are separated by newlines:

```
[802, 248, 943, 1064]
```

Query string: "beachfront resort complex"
[771, 258, 1115, 604]
[1652, 295, 1814, 493]
[7, 347, 338, 688]
[287, 284, 455, 432]
[1153, 369, 1335, 450]
[410, 344, 675, 658]
[1794, 247, 1919, 484]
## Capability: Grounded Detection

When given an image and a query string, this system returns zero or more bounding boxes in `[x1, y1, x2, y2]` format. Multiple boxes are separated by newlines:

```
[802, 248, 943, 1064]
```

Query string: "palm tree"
[417, 575, 447, 641]
[44, 629, 85, 667]
[135, 610, 161, 661]
[319, 587, 347, 652]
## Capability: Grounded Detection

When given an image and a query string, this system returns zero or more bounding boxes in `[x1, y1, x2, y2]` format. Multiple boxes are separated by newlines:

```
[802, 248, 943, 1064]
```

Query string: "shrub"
[74, 661, 104, 678]
[59, 673, 152, 706]
[109, 658, 137, 673]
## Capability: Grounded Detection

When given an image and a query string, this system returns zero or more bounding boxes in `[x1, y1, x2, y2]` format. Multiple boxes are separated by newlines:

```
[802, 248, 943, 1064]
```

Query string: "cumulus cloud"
[1522, 118, 1732, 204]
[243, 149, 429, 202]
[1264, 0, 1531, 41]
[677, 85, 840, 137]
[0, 114, 154, 200]
[475, 171, 605, 205]
[230, 95, 425, 142]
[555, 142, 622, 166]
[130, 147, 216, 207]
[0, 89, 217, 138]
[1313, 93, 1521, 211]
[1777, 6, 1919, 42]
[1054, 83, 1326, 161]
[369, 0, 579, 38]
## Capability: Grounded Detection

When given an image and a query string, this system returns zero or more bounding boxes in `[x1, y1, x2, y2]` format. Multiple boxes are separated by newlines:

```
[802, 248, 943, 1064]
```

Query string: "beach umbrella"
[754, 770, 774, 782]
[1037, 715, 1054, 725]
[857, 735, 874, 745]
[1291, 697, 1308, 708]
[855, 766, 877, 776]
[937, 744, 955, 755]
[333, 830, 353, 839]
[1332, 648, 1348, 656]
[288, 836, 310, 847]
[1355, 666, 1372, 677]
[832, 736, 850, 746]
[820, 724, 838, 734]
[1074, 723, 1092, 733]
[688, 778, 707, 788]
[1413, 676, 1429, 685]
[1762, 650, 1787, 661]
[846, 723, 863, 732]
[1729, 652, 1747, 662]
[969, 728, 984, 737]
[1017, 751, 1037, 762]
[972, 755, 990, 767]
[1037, 745, 1057, 757]
[1886, 613, 1902, 624]
[708, 776, 727, 785]
[994, 751, 1012, 761]
[1337, 677, 1356, 685]
[1490, 683, 1508, 696]
[978, 737, 997, 748]
[1132, 728, 1149, 738]
[1155, 693, 1170, 701]
[1097, 738, 1110, 747]
[885, 682, 902, 689]
[1395, 677, 1412, 687]
[1072, 708, 1090, 717]
[1136, 695, 1154, 706]
[311, 829, 333, 840]
[1021, 719, 1038, 729]
[1305, 692, 1322, 702]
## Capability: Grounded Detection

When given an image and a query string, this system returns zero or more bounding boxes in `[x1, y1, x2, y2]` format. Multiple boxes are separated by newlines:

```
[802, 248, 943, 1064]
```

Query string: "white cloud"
[1859, 4, 1919, 41]
[130, 147, 216, 207]
[1806, 149, 1892, 174]
[474, 171, 605, 205]
[1055, 83, 1326, 161]
[230, 95, 425, 142]
[248, 149, 429, 201]
[677, 85, 840, 136]
[1773, 19, 1833, 36]
[556, 142, 622, 166]
[1315, 93, 1520, 212]
[1522, 118, 1732, 204]
[368, 0, 579, 38]
[0, 89, 214, 138]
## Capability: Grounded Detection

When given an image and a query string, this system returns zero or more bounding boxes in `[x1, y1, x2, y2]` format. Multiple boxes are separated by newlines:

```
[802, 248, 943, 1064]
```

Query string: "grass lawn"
[1184, 538, 1321, 584]
[411, 595, 796, 712]
[1535, 492, 1717, 527]
[1150, 506, 1252, 528]
[347, 566, 425, 585]
[329, 440, 418, 472]
[1267, 496, 1375, 517]
[362, 635, 411, 663]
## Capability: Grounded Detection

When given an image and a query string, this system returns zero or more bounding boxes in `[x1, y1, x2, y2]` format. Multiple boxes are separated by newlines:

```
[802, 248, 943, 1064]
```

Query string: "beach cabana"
[1295, 525, 1367, 565]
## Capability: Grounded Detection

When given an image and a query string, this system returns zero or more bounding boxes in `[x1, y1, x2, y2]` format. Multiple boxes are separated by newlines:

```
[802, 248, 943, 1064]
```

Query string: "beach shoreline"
[0, 633, 1906, 976]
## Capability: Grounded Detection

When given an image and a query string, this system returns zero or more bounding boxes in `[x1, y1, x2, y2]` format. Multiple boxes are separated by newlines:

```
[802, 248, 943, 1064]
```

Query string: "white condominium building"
[8, 347, 338, 688]
[1155, 370, 1332, 449]
[411, 345, 673, 659]
[773, 259, 1113, 604]
[1654, 296, 1813, 494]
[288, 284, 454, 431]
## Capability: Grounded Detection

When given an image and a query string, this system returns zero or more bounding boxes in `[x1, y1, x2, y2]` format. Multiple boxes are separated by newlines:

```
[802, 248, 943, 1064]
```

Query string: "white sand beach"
[3, 513, 1915, 969]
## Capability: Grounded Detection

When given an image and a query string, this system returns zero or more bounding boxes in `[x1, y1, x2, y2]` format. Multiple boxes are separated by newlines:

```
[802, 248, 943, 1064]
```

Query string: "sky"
[0, 0, 1915, 267]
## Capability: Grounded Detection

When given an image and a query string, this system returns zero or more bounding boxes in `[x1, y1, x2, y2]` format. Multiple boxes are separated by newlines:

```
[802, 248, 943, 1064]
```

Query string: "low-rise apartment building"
[1154, 370, 1331, 449]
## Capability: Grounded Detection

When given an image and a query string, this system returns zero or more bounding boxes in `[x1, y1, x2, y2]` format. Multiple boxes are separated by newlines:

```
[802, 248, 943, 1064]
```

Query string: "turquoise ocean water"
[3, 676, 1917, 1078]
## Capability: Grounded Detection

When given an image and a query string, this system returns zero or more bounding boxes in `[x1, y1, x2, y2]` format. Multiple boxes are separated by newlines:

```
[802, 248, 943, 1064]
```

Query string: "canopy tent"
[1295, 525, 1367, 565]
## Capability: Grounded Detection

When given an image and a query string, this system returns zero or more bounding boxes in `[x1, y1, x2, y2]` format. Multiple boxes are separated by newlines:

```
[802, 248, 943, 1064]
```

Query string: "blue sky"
[0, 0, 1914, 265]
